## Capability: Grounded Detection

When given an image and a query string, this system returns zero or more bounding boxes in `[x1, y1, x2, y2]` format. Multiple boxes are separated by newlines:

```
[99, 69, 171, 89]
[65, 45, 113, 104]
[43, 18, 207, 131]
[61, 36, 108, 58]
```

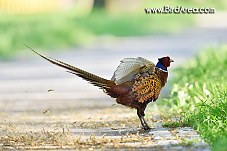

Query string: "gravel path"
[1, 27, 227, 150]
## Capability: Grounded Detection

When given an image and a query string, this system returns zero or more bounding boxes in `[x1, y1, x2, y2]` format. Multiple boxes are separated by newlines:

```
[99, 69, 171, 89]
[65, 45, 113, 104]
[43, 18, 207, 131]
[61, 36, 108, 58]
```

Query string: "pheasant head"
[156, 56, 174, 71]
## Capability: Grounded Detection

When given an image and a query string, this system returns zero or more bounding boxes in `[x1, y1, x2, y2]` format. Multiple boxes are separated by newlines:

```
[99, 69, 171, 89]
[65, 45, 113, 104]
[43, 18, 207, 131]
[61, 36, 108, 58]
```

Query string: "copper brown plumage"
[26, 45, 173, 131]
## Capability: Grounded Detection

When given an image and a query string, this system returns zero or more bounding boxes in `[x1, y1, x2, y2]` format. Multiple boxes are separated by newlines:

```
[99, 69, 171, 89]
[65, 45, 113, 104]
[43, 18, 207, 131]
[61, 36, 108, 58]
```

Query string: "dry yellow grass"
[0, 124, 154, 150]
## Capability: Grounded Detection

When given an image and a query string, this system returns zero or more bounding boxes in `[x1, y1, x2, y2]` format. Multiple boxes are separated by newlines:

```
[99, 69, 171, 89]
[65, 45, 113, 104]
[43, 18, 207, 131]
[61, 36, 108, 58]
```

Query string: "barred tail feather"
[25, 44, 115, 93]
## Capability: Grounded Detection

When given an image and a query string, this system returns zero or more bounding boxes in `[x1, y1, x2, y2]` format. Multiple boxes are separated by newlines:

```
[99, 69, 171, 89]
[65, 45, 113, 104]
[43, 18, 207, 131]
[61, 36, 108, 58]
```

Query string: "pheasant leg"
[137, 109, 151, 131]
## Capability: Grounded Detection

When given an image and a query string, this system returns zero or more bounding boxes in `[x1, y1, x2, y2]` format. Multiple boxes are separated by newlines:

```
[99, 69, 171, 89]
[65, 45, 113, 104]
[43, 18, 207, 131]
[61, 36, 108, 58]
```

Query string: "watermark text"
[145, 6, 215, 14]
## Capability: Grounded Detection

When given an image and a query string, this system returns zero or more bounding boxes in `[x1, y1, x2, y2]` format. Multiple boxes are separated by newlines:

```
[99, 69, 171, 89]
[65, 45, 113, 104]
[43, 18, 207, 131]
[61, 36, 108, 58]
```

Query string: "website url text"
[145, 6, 215, 14]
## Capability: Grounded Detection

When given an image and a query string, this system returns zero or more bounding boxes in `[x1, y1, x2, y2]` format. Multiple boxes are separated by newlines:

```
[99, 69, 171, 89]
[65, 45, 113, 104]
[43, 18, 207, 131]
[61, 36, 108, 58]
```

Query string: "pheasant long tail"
[25, 45, 117, 96]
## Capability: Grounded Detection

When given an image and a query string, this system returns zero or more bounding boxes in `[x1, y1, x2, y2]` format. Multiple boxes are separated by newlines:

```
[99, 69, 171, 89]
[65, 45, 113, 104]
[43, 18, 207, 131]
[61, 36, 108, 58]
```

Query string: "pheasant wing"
[131, 74, 163, 103]
[112, 57, 155, 84]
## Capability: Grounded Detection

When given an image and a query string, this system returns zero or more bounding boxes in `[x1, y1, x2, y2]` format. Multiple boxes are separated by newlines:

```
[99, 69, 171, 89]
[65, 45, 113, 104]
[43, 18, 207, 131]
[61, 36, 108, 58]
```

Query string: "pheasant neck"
[156, 62, 167, 72]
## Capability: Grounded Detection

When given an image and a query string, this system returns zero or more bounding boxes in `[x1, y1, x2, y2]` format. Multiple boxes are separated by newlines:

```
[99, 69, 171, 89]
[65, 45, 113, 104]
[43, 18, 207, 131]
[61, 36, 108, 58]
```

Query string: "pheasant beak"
[170, 59, 174, 63]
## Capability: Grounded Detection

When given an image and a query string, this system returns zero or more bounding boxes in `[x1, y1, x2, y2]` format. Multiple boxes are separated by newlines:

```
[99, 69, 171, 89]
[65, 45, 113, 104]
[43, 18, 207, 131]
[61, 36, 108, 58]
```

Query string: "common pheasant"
[26, 45, 173, 130]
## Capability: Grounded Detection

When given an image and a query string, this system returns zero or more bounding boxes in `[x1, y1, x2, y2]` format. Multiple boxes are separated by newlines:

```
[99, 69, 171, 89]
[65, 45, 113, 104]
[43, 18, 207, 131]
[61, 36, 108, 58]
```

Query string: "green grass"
[160, 46, 227, 150]
[162, 121, 189, 128]
[0, 11, 193, 58]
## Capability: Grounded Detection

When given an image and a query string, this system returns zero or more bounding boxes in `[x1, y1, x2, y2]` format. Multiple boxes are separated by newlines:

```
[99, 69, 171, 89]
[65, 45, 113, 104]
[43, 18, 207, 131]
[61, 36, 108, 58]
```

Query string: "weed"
[162, 121, 190, 128]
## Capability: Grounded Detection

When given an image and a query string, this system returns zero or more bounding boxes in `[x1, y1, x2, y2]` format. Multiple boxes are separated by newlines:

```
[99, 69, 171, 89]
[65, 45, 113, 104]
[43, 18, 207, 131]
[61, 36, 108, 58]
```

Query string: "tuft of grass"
[160, 46, 227, 149]
[162, 121, 190, 128]
[178, 138, 194, 146]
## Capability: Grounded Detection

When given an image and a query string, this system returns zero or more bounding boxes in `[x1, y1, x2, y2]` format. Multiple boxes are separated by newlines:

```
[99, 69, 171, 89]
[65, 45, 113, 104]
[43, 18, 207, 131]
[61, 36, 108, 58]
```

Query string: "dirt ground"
[0, 98, 209, 150]
[0, 96, 159, 150]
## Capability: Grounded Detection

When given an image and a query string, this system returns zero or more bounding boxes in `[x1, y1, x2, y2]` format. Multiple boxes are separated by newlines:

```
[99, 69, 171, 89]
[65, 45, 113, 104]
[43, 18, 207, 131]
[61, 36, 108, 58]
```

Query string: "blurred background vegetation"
[0, 0, 227, 58]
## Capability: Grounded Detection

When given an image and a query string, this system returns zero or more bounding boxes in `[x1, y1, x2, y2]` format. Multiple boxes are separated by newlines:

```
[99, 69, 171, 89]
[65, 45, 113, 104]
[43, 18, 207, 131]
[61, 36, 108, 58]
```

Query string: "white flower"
[188, 83, 193, 89]
[203, 83, 211, 97]
[178, 90, 188, 106]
